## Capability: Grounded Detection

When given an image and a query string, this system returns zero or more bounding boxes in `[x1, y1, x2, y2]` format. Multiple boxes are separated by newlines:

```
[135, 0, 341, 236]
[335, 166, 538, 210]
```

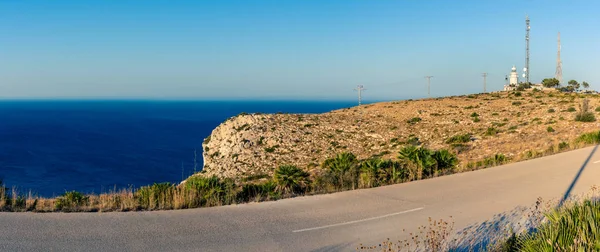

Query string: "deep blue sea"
[0, 100, 359, 197]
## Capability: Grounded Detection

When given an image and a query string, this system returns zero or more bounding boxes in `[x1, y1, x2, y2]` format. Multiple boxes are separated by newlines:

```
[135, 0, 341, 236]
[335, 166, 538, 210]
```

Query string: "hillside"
[200, 90, 600, 179]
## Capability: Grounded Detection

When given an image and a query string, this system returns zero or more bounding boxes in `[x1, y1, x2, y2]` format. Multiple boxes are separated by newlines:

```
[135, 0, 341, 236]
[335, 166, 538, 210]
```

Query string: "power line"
[424, 76, 433, 98]
[353, 85, 366, 105]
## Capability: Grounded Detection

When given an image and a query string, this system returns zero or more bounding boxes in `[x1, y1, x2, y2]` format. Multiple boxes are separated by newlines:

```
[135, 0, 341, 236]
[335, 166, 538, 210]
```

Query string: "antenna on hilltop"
[482, 73, 488, 93]
[525, 15, 530, 84]
[354, 85, 366, 105]
[556, 32, 563, 84]
[425, 76, 433, 98]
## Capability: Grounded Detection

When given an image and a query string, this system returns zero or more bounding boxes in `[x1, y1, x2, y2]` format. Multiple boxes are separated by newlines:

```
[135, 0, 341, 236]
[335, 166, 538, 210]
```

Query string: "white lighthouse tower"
[510, 65, 518, 85]
[504, 66, 519, 91]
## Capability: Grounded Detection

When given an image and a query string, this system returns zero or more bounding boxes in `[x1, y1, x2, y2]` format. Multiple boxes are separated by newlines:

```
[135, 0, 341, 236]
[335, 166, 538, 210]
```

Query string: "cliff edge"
[200, 92, 600, 180]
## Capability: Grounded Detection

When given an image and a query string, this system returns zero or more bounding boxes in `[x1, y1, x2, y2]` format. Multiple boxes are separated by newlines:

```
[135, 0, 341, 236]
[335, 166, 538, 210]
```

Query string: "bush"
[472, 117, 480, 122]
[575, 99, 596, 122]
[483, 154, 508, 167]
[576, 131, 600, 144]
[567, 107, 576, 112]
[136, 182, 175, 210]
[264, 145, 279, 153]
[547, 108, 555, 113]
[470, 112, 479, 117]
[512, 101, 522, 106]
[273, 165, 309, 195]
[518, 200, 600, 251]
[575, 112, 596, 122]
[485, 127, 499, 136]
[322, 152, 359, 190]
[445, 133, 471, 144]
[407, 117, 422, 124]
[55, 191, 88, 211]
[558, 141, 569, 150]
[596, 106, 600, 112]
[547, 126, 555, 133]
[237, 181, 279, 202]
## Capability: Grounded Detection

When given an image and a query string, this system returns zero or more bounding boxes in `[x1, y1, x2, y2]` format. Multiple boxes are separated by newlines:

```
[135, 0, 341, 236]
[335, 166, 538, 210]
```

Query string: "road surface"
[1, 146, 600, 251]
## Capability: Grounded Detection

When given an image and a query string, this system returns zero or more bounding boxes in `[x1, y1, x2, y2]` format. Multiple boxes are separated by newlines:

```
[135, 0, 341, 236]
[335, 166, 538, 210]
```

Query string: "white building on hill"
[504, 66, 519, 91]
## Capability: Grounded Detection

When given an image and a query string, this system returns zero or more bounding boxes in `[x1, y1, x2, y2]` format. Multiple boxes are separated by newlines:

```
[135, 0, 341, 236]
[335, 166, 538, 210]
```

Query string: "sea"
[0, 100, 362, 197]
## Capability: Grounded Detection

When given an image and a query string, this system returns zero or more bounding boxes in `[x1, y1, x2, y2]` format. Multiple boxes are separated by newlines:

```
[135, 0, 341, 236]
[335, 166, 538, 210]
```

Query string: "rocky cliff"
[200, 92, 600, 180]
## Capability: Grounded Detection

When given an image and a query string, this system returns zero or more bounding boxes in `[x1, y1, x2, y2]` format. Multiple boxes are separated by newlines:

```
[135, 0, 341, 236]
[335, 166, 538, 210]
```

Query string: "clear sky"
[1, 0, 598, 100]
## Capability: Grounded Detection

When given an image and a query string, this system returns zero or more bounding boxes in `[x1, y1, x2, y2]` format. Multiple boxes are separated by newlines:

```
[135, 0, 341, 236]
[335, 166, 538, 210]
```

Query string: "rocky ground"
[199, 90, 600, 180]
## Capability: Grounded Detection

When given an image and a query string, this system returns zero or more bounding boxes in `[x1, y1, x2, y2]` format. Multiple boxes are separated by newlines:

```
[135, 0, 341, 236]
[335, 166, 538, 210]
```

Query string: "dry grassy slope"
[200, 91, 600, 179]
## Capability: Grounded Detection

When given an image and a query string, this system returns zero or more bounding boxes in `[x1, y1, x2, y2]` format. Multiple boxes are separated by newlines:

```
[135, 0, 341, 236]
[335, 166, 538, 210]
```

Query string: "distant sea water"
[0, 100, 361, 197]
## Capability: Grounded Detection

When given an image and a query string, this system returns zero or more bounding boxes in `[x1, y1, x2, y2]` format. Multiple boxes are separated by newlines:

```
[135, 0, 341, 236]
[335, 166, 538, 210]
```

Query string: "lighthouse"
[504, 66, 519, 91]
[509, 66, 518, 85]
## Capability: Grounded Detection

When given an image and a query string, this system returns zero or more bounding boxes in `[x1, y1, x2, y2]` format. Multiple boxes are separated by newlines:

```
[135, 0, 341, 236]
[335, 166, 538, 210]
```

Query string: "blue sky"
[1, 1, 598, 100]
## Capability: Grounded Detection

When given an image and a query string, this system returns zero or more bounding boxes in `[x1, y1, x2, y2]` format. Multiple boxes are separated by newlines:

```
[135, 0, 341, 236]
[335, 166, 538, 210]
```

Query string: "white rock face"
[200, 111, 391, 179]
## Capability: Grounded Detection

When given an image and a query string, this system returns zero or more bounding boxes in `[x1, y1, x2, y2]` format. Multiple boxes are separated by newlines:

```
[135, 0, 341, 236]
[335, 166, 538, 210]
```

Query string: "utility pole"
[482, 73, 488, 93]
[424, 76, 433, 98]
[354, 85, 365, 105]
[525, 15, 530, 84]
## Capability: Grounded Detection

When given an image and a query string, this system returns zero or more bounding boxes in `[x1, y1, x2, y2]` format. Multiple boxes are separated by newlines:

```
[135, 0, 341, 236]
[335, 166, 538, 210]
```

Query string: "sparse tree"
[568, 80, 580, 91]
[582, 81, 590, 90]
[542, 78, 560, 88]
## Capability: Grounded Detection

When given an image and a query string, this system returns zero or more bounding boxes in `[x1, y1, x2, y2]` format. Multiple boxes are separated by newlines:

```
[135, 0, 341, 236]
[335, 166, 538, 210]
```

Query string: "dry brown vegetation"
[201, 90, 600, 179]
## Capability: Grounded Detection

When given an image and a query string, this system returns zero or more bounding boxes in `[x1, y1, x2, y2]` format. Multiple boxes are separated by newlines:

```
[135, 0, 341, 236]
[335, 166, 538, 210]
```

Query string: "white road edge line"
[292, 207, 425, 233]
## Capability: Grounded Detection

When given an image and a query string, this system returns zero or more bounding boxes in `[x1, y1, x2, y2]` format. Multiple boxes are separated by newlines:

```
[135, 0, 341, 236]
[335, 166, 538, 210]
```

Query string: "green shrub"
[470, 112, 479, 117]
[547, 126, 555, 133]
[136, 182, 175, 210]
[576, 131, 600, 144]
[512, 101, 522, 106]
[322, 152, 359, 190]
[264, 145, 279, 153]
[558, 141, 569, 150]
[547, 108, 555, 113]
[485, 127, 499, 136]
[596, 106, 600, 112]
[273, 165, 309, 194]
[407, 117, 422, 124]
[473, 117, 480, 122]
[445, 133, 471, 144]
[567, 107, 576, 112]
[575, 112, 596, 122]
[55, 191, 88, 211]
[518, 200, 600, 251]
[483, 154, 508, 167]
[237, 180, 279, 202]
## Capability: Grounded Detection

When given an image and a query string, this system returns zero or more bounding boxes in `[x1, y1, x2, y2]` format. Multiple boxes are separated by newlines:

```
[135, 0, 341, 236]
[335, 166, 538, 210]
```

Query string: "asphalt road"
[1, 146, 600, 252]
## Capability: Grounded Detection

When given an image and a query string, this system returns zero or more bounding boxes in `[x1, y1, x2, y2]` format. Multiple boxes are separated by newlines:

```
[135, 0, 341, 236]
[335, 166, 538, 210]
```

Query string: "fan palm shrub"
[273, 165, 309, 195]
[359, 158, 385, 188]
[322, 152, 359, 190]
[432, 149, 458, 174]
[518, 200, 600, 251]
[398, 146, 436, 180]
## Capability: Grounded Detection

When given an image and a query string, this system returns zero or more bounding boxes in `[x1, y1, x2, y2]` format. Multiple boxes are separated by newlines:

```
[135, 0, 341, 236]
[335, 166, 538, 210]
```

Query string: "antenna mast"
[556, 32, 562, 84]
[525, 15, 530, 84]
[425, 76, 433, 97]
[354, 85, 365, 105]
[482, 73, 488, 93]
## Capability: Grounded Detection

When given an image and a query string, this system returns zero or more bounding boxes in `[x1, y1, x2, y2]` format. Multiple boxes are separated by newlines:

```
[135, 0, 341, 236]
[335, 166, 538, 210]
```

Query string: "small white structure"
[504, 66, 519, 91]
